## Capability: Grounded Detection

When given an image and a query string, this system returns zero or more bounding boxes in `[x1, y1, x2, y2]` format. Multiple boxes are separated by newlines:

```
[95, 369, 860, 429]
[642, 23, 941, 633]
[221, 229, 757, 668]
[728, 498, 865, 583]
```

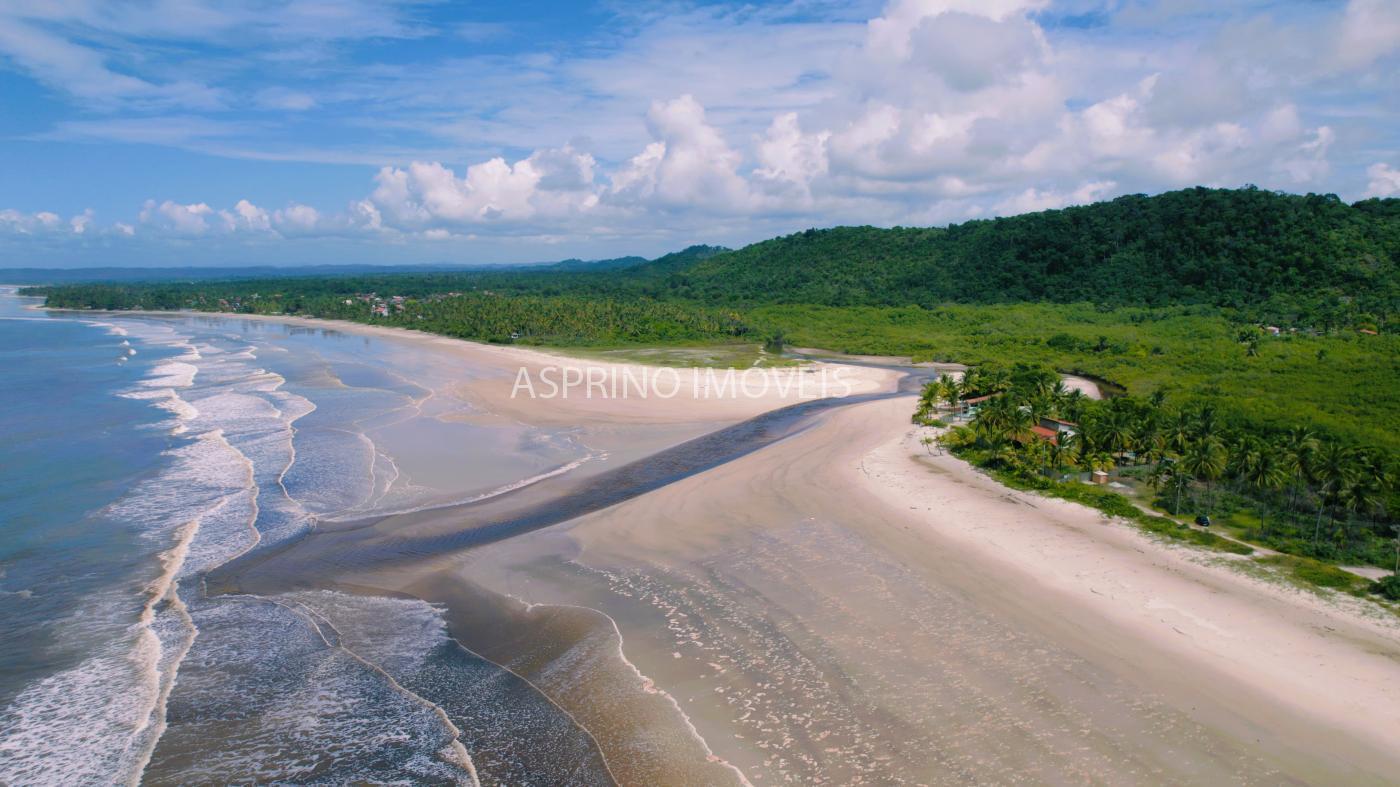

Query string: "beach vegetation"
[933, 362, 1395, 589]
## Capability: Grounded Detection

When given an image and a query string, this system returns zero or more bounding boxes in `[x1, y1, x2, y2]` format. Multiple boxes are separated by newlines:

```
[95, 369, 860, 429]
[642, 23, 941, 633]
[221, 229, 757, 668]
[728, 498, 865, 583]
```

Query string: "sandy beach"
[179, 312, 898, 426]
[140, 312, 1398, 784]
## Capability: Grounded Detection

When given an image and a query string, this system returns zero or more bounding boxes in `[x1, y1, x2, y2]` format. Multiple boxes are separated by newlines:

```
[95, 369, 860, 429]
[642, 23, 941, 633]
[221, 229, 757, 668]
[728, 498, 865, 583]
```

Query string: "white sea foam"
[0, 641, 164, 785]
[321, 451, 602, 523]
[0, 320, 278, 786]
[141, 360, 198, 389]
[143, 594, 478, 785]
[2, 311, 597, 784]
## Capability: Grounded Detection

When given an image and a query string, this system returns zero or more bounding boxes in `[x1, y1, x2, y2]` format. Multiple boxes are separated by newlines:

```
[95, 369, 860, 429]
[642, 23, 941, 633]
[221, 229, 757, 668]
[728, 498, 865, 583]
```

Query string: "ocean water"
[0, 289, 609, 785]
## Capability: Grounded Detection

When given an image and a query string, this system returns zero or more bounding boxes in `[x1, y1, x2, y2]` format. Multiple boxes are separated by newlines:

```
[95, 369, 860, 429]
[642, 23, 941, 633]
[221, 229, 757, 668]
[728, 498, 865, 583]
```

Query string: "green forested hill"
[669, 188, 1399, 314]
[24, 189, 1400, 320]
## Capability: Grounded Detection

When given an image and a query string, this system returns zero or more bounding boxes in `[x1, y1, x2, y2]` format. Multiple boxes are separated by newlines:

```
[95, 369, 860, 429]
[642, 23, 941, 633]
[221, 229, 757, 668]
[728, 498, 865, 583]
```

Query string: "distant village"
[343, 291, 465, 317]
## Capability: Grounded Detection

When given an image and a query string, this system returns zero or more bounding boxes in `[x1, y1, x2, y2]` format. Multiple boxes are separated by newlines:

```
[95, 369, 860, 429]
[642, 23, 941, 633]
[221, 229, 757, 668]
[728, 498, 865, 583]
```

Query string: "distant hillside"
[632, 244, 730, 274]
[538, 255, 648, 272]
[668, 188, 1400, 312]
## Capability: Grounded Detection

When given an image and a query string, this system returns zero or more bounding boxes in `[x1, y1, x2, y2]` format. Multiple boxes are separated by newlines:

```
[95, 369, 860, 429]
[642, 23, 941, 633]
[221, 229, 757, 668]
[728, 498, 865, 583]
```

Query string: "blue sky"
[1, 0, 1397, 267]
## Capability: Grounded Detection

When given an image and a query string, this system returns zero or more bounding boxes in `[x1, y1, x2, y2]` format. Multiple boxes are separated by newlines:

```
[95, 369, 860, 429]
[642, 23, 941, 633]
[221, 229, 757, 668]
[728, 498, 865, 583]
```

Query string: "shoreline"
[42, 307, 901, 429]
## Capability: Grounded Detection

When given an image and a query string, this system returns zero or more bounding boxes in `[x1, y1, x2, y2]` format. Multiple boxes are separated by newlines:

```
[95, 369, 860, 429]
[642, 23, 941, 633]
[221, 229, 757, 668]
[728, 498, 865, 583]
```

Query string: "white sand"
[863, 419, 1400, 767]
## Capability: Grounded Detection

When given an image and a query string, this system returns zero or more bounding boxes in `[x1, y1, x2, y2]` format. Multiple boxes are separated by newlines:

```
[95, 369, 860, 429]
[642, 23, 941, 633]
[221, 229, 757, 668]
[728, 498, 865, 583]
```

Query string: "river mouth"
[214, 378, 924, 595]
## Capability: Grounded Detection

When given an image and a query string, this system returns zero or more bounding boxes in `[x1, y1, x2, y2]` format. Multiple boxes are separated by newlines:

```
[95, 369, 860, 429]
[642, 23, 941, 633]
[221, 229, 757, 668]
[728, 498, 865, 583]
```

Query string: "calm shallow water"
[0, 290, 609, 785]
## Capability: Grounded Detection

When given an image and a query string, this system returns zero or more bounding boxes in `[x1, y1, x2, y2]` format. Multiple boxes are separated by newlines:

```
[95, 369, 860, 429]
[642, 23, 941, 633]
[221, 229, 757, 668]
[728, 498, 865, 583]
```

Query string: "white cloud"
[1334, 0, 1400, 70]
[608, 95, 752, 212]
[221, 199, 271, 232]
[0, 209, 63, 234]
[865, 0, 1046, 60]
[138, 198, 368, 239]
[274, 203, 321, 234]
[994, 181, 1116, 215]
[1274, 126, 1335, 185]
[753, 113, 830, 200]
[906, 11, 1046, 92]
[140, 200, 216, 235]
[368, 143, 599, 230]
[70, 210, 94, 234]
[1363, 162, 1400, 198]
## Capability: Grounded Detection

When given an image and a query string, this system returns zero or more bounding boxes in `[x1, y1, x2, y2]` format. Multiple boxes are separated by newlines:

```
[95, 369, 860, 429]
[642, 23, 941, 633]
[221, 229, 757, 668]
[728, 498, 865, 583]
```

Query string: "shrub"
[1369, 574, 1400, 601]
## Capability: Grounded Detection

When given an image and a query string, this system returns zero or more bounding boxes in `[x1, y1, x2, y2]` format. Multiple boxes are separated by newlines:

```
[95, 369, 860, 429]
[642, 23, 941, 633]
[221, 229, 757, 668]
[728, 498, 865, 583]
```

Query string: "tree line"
[926, 364, 1397, 576]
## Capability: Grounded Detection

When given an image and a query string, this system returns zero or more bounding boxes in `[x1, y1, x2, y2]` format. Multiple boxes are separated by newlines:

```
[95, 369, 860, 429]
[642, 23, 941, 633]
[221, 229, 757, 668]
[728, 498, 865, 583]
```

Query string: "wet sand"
[340, 396, 1400, 785]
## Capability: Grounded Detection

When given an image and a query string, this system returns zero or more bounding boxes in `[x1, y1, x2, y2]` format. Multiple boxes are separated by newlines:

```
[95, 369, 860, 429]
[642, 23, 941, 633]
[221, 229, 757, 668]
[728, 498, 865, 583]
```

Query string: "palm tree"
[1103, 410, 1135, 466]
[1279, 428, 1318, 526]
[1046, 439, 1073, 477]
[1062, 389, 1087, 423]
[974, 395, 1012, 436]
[1182, 437, 1227, 513]
[1311, 443, 1355, 547]
[1136, 423, 1166, 475]
[1152, 456, 1190, 515]
[1005, 406, 1036, 445]
[1336, 477, 1380, 550]
[1242, 449, 1287, 536]
[961, 367, 987, 397]
[1086, 451, 1116, 475]
[942, 375, 962, 412]
[1193, 404, 1219, 444]
[1166, 409, 1195, 455]
[920, 379, 941, 410]
[989, 367, 1013, 393]
[1148, 388, 1168, 409]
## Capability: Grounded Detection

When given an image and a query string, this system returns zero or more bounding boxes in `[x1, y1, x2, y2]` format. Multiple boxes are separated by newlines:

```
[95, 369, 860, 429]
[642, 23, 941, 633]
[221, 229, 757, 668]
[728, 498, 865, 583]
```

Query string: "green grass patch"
[756, 302, 1400, 457]
[966, 455, 1254, 555]
[559, 342, 799, 368]
[1256, 555, 1372, 594]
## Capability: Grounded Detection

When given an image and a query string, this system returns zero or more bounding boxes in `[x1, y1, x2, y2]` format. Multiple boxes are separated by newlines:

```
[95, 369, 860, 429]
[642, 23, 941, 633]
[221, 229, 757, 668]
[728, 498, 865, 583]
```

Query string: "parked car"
[1194, 514, 1211, 527]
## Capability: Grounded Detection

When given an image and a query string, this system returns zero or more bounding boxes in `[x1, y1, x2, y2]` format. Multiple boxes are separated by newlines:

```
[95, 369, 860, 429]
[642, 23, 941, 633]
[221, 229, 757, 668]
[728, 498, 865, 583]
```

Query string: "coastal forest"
[25, 186, 1400, 580]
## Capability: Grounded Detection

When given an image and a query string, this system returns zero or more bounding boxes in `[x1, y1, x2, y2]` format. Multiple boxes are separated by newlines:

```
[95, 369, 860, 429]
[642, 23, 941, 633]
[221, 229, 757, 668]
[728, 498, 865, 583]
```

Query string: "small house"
[1038, 417, 1078, 438]
[956, 393, 999, 418]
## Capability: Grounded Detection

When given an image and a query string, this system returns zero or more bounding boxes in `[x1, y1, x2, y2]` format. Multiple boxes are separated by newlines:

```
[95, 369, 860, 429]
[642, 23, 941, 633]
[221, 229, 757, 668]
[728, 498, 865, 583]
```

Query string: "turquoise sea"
[0, 288, 605, 784]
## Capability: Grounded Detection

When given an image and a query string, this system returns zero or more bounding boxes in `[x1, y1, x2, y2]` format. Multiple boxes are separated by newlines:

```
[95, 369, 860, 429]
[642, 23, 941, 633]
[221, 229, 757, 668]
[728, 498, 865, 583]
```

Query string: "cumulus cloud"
[222, 199, 271, 232]
[140, 200, 217, 235]
[132, 198, 374, 239]
[994, 181, 1116, 215]
[0, 209, 63, 234]
[609, 95, 751, 212]
[753, 113, 830, 201]
[369, 143, 599, 230]
[1363, 162, 1400, 198]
